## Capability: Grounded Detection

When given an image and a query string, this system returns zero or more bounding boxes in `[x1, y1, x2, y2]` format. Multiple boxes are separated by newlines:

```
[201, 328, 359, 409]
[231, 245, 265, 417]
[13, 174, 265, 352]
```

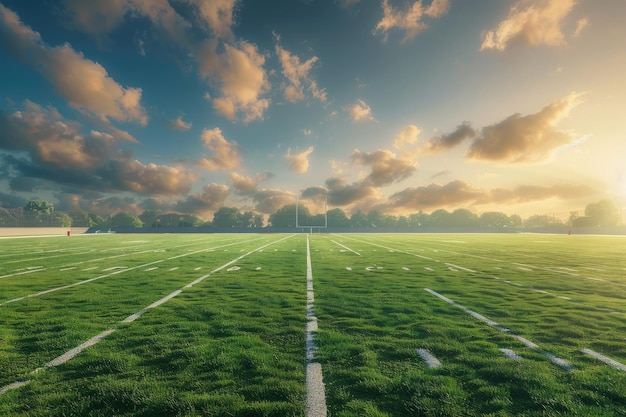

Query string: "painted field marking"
[103, 266, 127, 271]
[581, 349, 626, 371]
[0, 268, 46, 280]
[416, 348, 441, 368]
[82, 267, 98, 271]
[255, 267, 262, 270]
[499, 348, 522, 361]
[194, 267, 201, 271]
[227, 266, 240, 271]
[425, 267, 433, 271]
[402, 267, 410, 271]
[0, 235, 295, 396]
[144, 267, 159, 271]
[305, 234, 327, 417]
[59, 267, 76, 272]
[425, 288, 573, 371]
[336, 235, 434, 261]
[168, 267, 179, 271]
[346, 267, 352, 271]
[331, 240, 361, 256]
[0, 237, 268, 306]
[445, 263, 476, 273]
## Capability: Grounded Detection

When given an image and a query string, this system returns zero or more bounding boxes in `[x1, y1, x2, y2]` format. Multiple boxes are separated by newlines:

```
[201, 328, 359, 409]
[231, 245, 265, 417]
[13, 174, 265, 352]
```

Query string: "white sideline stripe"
[0, 268, 46, 280]
[416, 348, 441, 368]
[0, 235, 294, 396]
[0, 238, 267, 306]
[331, 240, 360, 256]
[305, 235, 327, 417]
[581, 349, 626, 371]
[425, 288, 572, 370]
[499, 348, 522, 361]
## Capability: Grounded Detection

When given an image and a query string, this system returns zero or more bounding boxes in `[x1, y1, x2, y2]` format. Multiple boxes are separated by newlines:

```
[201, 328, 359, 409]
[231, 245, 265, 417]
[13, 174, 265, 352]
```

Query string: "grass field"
[1, 232, 626, 416]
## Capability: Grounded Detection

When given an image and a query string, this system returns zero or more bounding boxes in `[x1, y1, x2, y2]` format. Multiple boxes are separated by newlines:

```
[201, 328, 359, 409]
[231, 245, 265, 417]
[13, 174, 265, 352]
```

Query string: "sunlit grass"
[1, 232, 626, 416]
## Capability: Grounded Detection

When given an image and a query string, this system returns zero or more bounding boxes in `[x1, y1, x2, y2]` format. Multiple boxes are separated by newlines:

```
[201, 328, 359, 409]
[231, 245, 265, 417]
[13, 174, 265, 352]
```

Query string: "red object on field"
[67, 230, 71, 236]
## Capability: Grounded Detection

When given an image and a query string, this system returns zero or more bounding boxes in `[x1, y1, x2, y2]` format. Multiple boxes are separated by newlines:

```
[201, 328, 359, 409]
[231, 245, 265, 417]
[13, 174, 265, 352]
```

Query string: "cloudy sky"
[1, 0, 625, 220]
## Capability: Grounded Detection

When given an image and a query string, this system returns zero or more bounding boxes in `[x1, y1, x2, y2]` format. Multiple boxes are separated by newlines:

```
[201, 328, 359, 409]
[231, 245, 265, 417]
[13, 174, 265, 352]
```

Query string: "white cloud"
[198, 40, 271, 123]
[573, 17, 589, 38]
[0, 5, 148, 127]
[275, 37, 327, 103]
[393, 124, 421, 149]
[285, 146, 315, 174]
[375, 0, 449, 43]
[345, 99, 375, 122]
[197, 127, 242, 170]
[481, 0, 577, 51]
[184, 0, 238, 40]
[166, 116, 192, 131]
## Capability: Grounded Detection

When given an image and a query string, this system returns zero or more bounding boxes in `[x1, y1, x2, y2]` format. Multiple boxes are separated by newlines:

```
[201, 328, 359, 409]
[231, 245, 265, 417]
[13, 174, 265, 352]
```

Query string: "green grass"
[1, 232, 626, 416]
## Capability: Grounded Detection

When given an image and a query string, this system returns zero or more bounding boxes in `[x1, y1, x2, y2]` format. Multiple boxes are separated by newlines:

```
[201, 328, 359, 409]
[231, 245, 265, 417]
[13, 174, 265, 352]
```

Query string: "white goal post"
[296, 195, 328, 233]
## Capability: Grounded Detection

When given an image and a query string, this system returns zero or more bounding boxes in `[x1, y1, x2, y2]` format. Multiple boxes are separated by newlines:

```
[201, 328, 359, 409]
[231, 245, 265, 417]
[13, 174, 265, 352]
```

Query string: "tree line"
[0, 198, 622, 229]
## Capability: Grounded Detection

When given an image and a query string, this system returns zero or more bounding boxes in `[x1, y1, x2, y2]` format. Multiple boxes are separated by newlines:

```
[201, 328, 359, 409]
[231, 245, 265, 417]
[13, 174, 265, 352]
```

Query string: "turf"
[1, 232, 626, 416]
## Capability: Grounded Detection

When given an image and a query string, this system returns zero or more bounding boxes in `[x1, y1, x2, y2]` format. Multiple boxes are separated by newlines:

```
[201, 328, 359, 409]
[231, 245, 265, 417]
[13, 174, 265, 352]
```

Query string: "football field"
[1, 233, 625, 416]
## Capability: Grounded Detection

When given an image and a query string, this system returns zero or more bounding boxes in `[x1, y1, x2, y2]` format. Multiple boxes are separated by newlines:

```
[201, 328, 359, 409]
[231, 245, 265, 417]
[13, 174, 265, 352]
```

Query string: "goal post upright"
[296, 194, 328, 233]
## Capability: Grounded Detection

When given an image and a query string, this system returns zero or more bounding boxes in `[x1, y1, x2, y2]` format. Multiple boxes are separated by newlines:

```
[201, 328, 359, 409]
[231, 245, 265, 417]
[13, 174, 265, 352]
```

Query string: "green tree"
[349, 211, 368, 228]
[585, 199, 620, 227]
[477, 211, 509, 228]
[110, 212, 143, 228]
[327, 208, 349, 227]
[213, 207, 242, 227]
[140, 210, 162, 227]
[430, 209, 451, 227]
[269, 205, 299, 227]
[24, 199, 54, 215]
[449, 208, 477, 227]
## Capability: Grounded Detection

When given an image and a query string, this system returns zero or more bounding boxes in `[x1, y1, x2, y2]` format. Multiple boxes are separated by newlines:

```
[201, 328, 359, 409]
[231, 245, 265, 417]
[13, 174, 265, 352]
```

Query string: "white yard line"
[0, 268, 46, 280]
[416, 348, 441, 368]
[0, 238, 266, 306]
[305, 235, 327, 417]
[330, 240, 361, 256]
[425, 288, 573, 371]
[581, 349, 626, 371]
[499, 348, 522, 361]
[445, 263, 476, 273]
[0, 235, 294, 396]
[337, 235, 434, 261]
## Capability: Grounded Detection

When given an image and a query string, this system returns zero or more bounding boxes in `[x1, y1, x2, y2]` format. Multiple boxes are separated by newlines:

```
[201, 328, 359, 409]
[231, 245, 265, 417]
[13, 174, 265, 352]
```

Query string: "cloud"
[275, 37, 326, 103]
[251, 189, 295, 214]
[196, 127, 242, 171]
[0, 101, 119, 169]
[393, 124, 421, 149]
[481, 0, 577, 51]
[197, 40, 271, 123]
[166, 116, 192, 131]
[0, 101, 196, 197]
[0, 5, 148, 127]
[285, 146, 315, 174]
[352, 149, 416, 186]
[102, 159, 196, 196]
[467, 92, 584, 163]
[424, 122, 476, 153]
[375, 0, 450, 43]
[184, 0, 238, 40]
[385, 179, 596, 212]
[573, 17, 589, 38]
[325, 177, 377, 207]
[229, 172, 257, 195]
[345, 99, 375, 122]
[174, 183, 230, 216]
[61, 0, 128, 35]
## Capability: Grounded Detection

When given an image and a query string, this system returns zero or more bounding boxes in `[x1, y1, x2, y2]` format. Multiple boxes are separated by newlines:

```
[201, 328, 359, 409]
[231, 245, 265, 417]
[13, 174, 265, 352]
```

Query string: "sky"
[1, 0, 625, 221]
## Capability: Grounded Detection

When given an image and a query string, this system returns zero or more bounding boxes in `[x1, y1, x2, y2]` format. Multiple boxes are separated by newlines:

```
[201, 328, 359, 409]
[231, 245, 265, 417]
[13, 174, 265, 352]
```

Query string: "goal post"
[296, 195, 328, 233]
